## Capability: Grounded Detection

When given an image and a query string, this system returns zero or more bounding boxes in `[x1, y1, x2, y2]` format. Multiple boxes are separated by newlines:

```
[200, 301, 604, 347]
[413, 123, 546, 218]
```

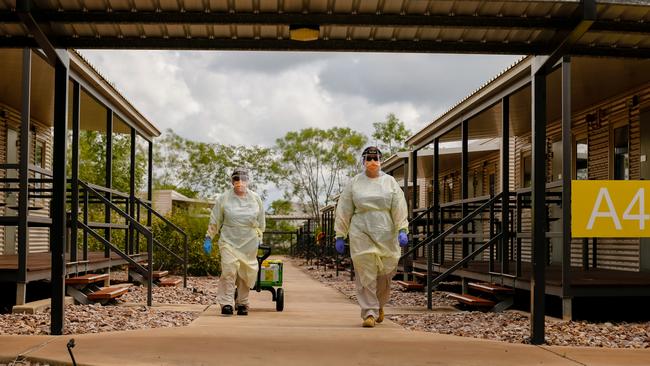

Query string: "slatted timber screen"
[0, 102, 53, 255]
[416, 83, 650, 272]
[512, 83, 650, 272]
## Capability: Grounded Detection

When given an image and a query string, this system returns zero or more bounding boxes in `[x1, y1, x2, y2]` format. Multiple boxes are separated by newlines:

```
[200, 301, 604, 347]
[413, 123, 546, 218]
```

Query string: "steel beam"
[461, 120, 469, 265]
[51, 51, 69, 336]
[104, 110, 113, 258]
[561, 56, 572, 301]
[129, 128, 136, 255]
[530, 57, 548, 345]
[2, 9, 647, 34]
[2, 10, 576, 29]
[532, 0, 596, 76]
[70, 81, 80, 263]
[17, 48, 30, 292]
[411, 149, 418, 217]
[402, 157, 410, 280]
[2, 35, 648, 58]
[15, 0, 64, 65]
[147, 140, 153, 229]
[501, 96, 510, 275]
[428, 138, 440, 310]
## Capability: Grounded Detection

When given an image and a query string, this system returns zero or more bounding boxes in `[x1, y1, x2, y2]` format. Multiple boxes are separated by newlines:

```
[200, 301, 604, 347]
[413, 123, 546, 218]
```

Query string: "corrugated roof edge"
[406, 55, 529, 146]
[71, 49, 161, 138]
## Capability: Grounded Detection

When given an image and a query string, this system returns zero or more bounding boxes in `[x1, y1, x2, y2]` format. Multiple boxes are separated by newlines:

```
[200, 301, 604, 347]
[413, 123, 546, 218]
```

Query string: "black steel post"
[561, 56, 572, 300]
[147, 231, 153, 306]
[462, 120, 469, 266]
[104, 109, 113, 257]
[17, 48, 31, 296]
[516, 193, 522, 276]
[83, 187, 88, 260]
[501, 96, 510, 275]
[402, 158, 410, 280]
[70, 81, 80, 263]
[51, 50, 69, 335]
[428, 138, 440, 309]
[530, 60, 548, 345]
[411, 149, 418, 258]
[129, 128, 136, 255]
[147, 140, 153, 229]
[433, 138, 440, 263]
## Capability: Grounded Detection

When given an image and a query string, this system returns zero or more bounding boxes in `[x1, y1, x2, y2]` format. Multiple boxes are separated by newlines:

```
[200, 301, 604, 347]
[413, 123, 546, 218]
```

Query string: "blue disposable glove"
[335, 237, 346, 254]
[398, 231, 409, 247]
[203, 236, 212, 255]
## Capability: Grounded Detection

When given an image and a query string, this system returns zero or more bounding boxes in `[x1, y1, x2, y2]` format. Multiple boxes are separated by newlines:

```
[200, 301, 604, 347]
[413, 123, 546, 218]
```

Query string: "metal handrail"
[135, 197, 188, 288]
[430, 233, 503, 288]
[401, 192, 503, 260]
[77, 180, 154, 305]
[73, 180, 130, 199]
[408, 203, 436, 225]
[135, 198, 186, 235]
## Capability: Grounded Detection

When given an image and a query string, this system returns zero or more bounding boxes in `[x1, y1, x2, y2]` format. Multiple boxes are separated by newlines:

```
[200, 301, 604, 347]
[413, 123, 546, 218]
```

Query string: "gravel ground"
[119, 276, 220, 305]
[294, 259, 650, 348]
[0, 276, 220, 336]
[390, 312, 650, 348]
[1, 361, 49, 366]
[295, 259, 456, 307]
[0, 304, 199, 336]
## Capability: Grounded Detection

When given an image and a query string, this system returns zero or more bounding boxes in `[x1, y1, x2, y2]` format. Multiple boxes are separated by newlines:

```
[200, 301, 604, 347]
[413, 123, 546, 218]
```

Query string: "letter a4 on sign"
[572, 180, 650, 237]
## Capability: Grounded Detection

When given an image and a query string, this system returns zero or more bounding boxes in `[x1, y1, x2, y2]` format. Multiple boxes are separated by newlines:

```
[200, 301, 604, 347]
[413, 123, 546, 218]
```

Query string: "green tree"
[276, 127, 366, 217]
[153, 129, 283, 200]
[73, 130, 147, 192]
[371, 113, 411, 156]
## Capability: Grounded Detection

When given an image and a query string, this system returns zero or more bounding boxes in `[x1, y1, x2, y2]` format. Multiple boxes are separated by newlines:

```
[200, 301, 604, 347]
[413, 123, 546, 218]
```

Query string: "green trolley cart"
[255, 245, 284, 311]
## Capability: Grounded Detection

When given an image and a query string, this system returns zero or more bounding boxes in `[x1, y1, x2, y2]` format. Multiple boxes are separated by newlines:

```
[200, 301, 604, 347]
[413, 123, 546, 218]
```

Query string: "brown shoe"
[376, 308, 384, 323]
[362, 316, 376, 328]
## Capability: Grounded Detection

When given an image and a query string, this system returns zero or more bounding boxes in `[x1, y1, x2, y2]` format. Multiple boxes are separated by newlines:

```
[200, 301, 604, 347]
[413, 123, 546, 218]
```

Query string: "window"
[34, 141, 45, 168]
[575, 139, 588, 180]
[522, 154, 532, 188]
[613, 125, 629, 180]
[34, 140, 46, 191]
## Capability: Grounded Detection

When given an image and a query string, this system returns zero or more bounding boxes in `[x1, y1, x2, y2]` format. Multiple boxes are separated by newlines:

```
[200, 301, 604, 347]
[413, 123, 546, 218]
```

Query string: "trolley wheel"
[276, 288, 284, 312]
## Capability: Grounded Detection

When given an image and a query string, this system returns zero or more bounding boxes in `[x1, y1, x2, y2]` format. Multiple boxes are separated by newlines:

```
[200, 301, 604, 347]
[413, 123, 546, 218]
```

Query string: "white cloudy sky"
[79, 50, 521, 148]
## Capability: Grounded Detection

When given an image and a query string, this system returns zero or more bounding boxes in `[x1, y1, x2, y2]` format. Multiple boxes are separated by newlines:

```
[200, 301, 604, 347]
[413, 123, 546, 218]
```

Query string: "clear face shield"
[231, 170, 249, 192]
[361, 148, 382, 174]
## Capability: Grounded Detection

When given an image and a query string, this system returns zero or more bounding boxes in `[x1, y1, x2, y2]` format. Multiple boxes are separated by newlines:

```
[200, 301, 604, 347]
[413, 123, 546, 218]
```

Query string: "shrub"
[151, 212, 221, 276]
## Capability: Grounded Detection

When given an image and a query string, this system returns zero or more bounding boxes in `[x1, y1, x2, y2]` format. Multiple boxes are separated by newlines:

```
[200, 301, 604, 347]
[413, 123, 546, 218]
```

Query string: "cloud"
[79, 50, 519, 148]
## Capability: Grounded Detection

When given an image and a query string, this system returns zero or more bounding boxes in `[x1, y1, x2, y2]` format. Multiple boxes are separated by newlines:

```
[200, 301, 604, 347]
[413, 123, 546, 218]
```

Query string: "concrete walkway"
[1, 259, 648, 366]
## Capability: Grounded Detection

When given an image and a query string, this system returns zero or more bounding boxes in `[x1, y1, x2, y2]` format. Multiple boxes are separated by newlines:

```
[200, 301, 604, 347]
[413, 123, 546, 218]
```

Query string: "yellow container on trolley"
[259, 259, 283, 287]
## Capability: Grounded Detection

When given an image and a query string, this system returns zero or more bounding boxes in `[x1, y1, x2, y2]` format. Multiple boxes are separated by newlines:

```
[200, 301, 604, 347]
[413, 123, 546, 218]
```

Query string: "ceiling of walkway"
[0, 0, 648, 56]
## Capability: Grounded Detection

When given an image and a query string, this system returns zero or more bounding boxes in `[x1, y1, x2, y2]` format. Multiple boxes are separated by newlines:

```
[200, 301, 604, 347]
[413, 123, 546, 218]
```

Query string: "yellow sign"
[572, 180, 650, 237]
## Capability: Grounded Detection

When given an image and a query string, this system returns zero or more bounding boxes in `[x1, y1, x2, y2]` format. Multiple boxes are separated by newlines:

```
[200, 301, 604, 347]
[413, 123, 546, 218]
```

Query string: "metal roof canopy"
[0, 0, 648, 57]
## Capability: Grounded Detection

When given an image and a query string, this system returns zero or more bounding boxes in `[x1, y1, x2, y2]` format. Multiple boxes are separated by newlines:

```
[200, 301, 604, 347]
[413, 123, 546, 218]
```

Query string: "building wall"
[415, 83, 650, 272]
[0, 102, 53, 255]
[512, 84, 650, 271]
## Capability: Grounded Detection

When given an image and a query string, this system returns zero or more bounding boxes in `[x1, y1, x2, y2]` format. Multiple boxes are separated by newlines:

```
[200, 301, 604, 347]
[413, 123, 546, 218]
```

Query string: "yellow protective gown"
[207, 188, 265, 289]
[334, 172, 408, 288]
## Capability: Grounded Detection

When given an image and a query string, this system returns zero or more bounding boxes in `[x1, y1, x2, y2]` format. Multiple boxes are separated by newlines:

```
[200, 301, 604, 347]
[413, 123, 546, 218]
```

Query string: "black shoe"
[221, 305, 233, 315]
[236, 305, 248, 316]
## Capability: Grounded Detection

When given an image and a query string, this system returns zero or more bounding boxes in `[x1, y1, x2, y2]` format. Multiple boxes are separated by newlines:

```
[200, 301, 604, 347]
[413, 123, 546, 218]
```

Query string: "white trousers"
[355, 270, 393, 319]
[217, 264, 252, 308]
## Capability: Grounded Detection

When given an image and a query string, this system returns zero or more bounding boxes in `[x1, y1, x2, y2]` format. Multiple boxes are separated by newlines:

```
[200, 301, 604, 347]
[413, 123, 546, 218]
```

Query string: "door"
[640, 109, 650, 271]
[5, 128, 17, 255]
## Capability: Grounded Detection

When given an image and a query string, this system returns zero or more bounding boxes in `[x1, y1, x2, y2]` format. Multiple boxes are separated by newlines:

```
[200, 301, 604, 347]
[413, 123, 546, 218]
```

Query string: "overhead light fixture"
[289, 24, 320, 42]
